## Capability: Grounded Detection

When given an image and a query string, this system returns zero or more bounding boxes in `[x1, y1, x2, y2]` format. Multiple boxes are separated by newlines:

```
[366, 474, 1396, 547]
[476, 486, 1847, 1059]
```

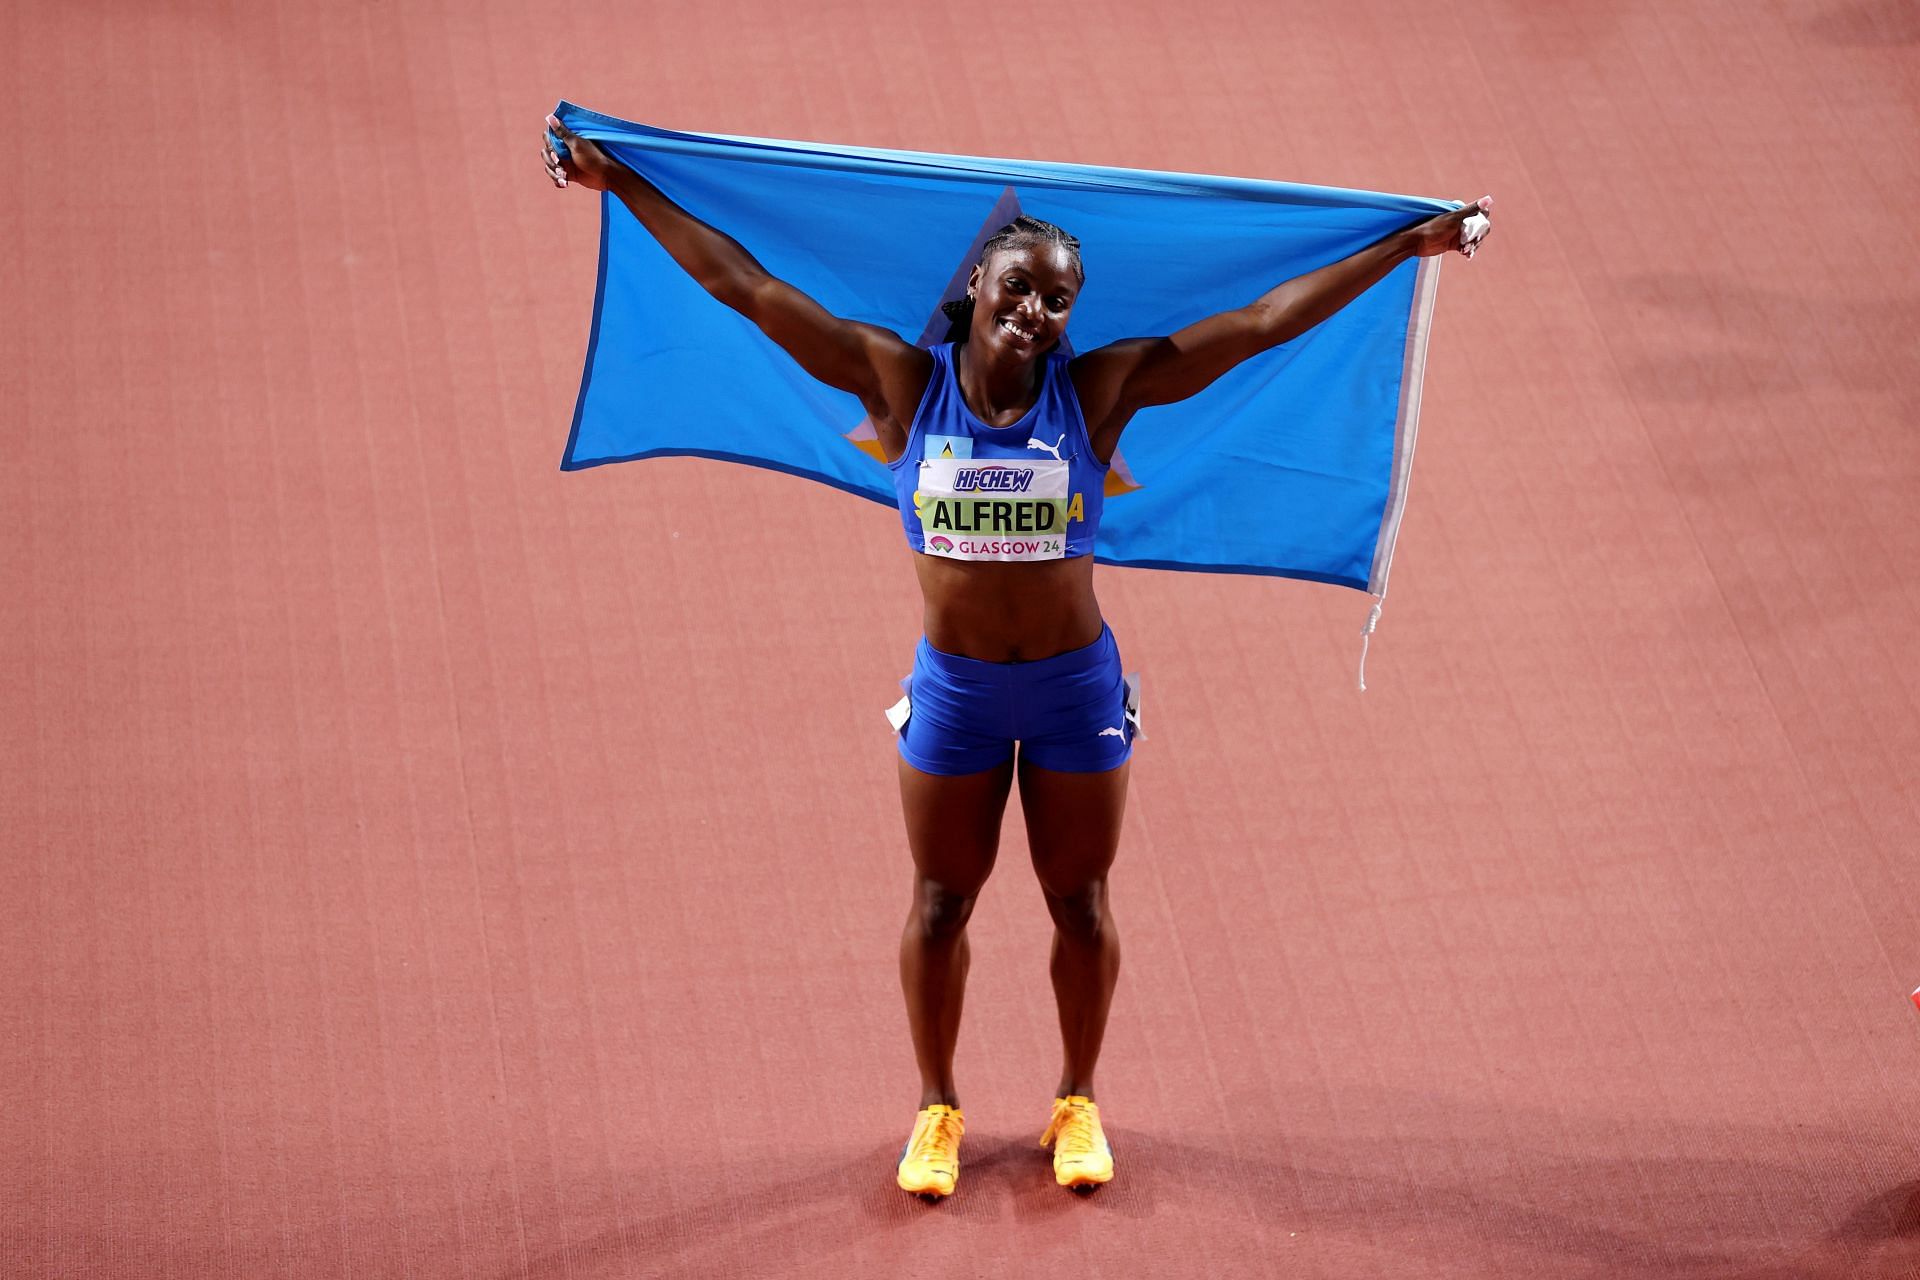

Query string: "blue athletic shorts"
[896, 624, 1137, 776]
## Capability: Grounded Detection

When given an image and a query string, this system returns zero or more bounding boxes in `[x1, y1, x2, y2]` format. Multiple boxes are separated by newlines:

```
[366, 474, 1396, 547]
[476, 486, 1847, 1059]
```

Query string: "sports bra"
[888, 343, 1108, 562]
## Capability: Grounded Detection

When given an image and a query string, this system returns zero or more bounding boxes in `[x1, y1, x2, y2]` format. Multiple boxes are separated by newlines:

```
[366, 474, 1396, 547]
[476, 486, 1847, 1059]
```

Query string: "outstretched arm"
[1072, 198, 1492, 450]
[544, 116, 927, 447]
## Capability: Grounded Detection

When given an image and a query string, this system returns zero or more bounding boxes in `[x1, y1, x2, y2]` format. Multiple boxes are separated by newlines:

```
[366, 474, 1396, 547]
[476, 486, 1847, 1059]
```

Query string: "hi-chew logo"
[951, 465, 1035, 493]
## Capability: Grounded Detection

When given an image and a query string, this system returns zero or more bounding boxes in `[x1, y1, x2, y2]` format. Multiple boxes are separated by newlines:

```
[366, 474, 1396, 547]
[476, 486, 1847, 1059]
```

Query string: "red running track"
[3, 1, 1918, 1276]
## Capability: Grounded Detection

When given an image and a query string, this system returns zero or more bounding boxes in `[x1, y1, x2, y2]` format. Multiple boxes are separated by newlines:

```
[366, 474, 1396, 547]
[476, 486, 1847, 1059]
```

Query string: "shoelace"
[910, 1109, 963, 1166]
[1041, 1098, 1102, 1159]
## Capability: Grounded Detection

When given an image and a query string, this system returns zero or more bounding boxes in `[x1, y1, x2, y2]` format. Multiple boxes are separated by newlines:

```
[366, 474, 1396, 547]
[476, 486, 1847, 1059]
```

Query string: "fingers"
[1451, 195, 1492, 222]
[1455, 194, 1492, 258]
[543, 114, 571, 188]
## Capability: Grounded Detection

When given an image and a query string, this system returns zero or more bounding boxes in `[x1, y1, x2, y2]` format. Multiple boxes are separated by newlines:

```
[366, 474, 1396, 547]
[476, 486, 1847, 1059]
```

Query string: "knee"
[911, 881, 979, 942]
[1043, 882, 1110, 941]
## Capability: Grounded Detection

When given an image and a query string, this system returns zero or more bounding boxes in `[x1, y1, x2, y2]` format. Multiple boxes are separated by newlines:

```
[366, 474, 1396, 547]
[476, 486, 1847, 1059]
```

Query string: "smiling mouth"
[997, 317, 1039, 343]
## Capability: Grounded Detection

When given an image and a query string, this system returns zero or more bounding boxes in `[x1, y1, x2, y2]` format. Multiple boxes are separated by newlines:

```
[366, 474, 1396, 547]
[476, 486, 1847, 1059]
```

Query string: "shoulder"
[1069, 337, 1161, 381]
[1068, 338, 1162, 428]
[847, 322, 932, 369]
[856, 329, 935, 417]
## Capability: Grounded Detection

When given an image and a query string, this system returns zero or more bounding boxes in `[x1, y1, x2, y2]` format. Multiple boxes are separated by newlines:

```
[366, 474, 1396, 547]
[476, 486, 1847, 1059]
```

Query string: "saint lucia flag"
[556, 101, 1457, 593]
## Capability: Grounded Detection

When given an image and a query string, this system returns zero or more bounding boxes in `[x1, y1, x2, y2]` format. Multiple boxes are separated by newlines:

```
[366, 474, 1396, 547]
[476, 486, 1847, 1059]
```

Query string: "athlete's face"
[967, 243, 1080, 358]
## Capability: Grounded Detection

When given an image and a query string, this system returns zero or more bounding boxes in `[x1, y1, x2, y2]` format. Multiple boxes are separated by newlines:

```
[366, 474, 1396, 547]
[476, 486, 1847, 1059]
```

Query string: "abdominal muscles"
[911, 553, 1103, 662]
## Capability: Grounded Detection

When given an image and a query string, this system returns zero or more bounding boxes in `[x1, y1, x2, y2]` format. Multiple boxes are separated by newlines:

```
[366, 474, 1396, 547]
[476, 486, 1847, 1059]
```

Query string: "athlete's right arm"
[545, 117, 926, 450]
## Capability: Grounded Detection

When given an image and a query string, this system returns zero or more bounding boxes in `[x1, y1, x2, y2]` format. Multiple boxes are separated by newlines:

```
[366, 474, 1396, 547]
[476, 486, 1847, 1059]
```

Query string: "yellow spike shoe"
[897, 1104, 965, 1201]
[1040, 1095, 1114, 1193]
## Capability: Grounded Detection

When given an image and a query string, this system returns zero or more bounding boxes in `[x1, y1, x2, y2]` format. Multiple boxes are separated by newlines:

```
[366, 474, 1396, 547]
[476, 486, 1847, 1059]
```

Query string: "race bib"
[915, 458, 1072, 562]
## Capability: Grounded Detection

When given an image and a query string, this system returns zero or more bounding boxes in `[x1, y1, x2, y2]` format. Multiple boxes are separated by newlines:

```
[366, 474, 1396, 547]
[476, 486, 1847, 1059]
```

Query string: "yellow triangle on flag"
[940, 442, 954, 457]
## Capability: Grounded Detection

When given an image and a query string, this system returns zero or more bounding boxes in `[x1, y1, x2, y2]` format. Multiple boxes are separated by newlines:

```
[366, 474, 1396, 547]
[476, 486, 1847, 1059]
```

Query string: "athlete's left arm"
[1071, 197, 1491, 457]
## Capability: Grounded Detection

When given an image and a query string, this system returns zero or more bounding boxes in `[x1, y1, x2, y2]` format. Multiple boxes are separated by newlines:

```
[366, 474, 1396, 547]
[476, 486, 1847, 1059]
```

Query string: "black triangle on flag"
[912, 187, 1077, 358]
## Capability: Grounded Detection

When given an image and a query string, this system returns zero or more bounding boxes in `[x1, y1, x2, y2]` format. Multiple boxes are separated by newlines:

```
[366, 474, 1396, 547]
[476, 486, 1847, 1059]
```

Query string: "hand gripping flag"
[556, 101, 1457, 593]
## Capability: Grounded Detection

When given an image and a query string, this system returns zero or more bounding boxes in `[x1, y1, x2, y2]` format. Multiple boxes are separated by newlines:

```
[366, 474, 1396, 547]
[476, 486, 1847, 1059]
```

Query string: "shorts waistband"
[917, 624, 1115, 682]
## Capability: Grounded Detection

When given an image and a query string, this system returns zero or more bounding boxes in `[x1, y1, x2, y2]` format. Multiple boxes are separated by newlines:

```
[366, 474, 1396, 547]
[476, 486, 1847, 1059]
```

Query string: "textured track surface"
[5, 1, 1918, 1276]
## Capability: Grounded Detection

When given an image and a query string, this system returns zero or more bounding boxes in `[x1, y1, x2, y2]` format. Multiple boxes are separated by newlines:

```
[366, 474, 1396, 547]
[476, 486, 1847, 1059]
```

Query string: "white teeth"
[999, 318, 1036, 341]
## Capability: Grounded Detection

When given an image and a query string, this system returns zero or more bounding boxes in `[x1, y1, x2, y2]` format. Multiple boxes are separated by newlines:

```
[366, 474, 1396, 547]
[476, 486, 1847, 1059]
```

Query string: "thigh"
[1017, 755, 1130, 895]
[899, 754, 1017, 895]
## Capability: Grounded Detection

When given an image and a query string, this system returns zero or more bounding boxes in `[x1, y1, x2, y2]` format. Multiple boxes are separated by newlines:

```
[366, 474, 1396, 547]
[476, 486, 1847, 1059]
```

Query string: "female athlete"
[543, 114, 1490, 1200]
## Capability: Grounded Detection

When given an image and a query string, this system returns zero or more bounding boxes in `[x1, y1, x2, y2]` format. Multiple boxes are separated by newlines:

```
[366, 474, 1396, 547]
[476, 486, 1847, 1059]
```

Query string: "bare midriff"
[912, 553, 1104, 663]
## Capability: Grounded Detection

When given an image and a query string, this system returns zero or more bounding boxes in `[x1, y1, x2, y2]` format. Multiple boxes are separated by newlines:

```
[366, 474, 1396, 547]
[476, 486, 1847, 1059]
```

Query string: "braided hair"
[940, 216, 1084, 345]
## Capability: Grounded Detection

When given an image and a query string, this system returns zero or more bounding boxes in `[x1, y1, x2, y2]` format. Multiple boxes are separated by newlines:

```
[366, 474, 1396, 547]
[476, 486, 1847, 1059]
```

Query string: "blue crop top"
[888, 343, 1109, 562]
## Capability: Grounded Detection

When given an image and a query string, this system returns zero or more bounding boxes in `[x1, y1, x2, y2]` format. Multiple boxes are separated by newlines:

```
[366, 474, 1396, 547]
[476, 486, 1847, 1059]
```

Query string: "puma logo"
[1025, 433, 1066, 462]
[1097, 727, 1125, 739]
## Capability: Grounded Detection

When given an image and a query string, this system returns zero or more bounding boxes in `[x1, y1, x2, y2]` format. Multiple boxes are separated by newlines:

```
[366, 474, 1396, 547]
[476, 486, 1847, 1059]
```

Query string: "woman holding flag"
[543, 114, 1489, 1200]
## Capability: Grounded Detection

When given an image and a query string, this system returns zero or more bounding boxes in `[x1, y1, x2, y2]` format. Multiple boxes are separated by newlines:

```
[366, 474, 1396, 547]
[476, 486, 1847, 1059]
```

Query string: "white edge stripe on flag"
[1368, 253, 1443, 596]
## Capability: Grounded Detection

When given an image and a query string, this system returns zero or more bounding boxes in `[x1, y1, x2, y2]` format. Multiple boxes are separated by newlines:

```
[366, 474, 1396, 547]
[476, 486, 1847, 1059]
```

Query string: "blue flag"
[556, 102, 1455, 593]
